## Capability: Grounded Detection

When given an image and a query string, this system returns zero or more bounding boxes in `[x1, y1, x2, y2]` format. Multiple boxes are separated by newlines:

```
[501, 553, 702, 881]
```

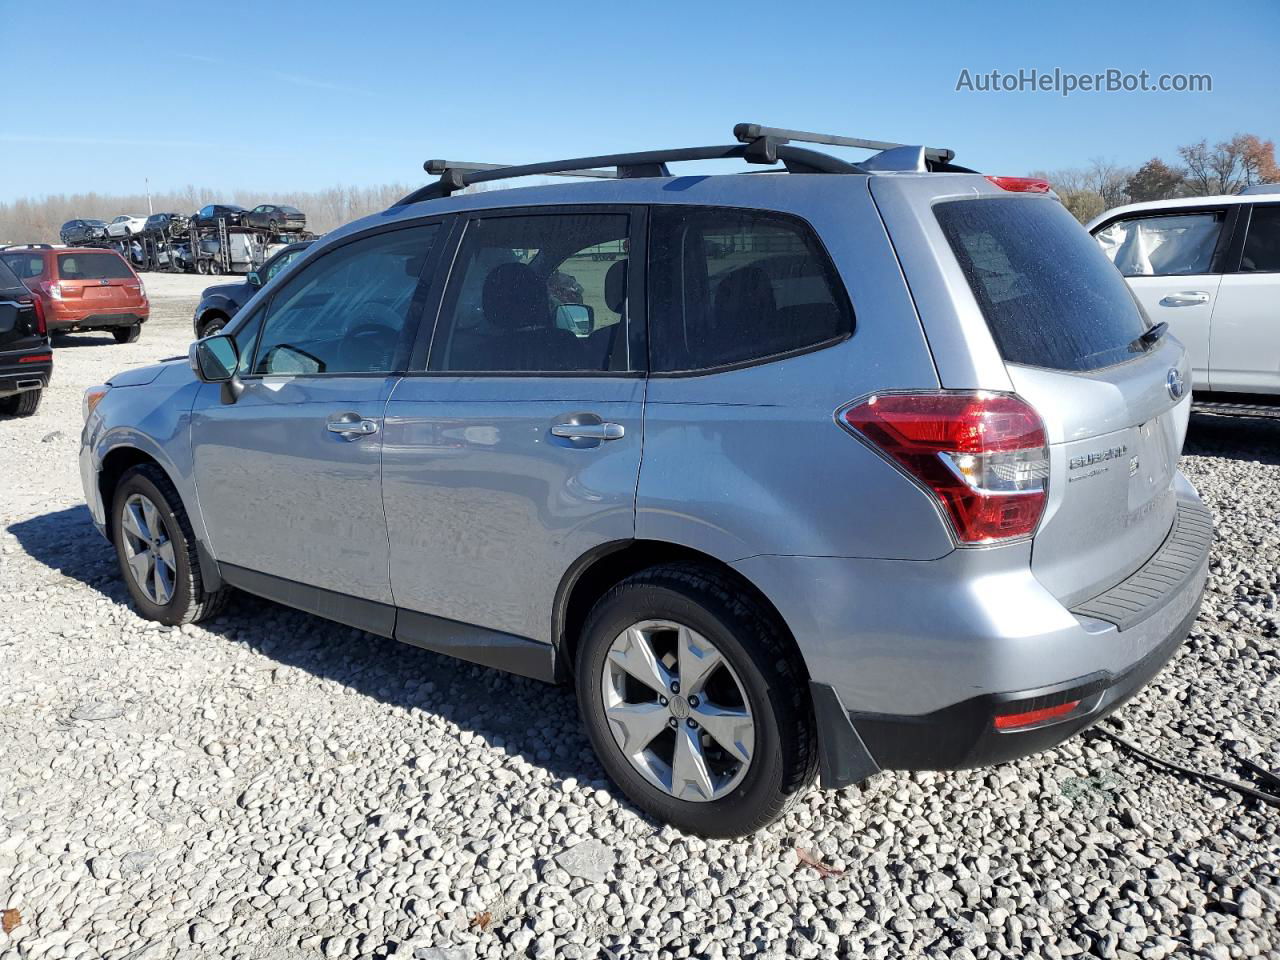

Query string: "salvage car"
[1090, 194, 1280, 406]
[192, 204, 248, 228]
[1, 247, 148, 342]
[59, 219, 109, 245]
[81, 123, 1211, 837]
[243, 204, 307, 234]
[106, 214, 149, 238]
[0, 255, 51, 416]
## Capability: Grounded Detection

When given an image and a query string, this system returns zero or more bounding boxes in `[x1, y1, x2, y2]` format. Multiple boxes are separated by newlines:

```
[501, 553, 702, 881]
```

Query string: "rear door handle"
[552, 421, 625, 441]
[326, 414, 379, 440]
[1160, 291, 1210, 306]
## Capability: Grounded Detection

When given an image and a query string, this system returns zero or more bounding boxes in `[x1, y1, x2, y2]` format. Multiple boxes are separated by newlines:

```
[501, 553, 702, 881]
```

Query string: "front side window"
[1094, 210, 1224, 276]
[647, 207, 852, 373]
[1241, 205, 1280, 273]
[429, 213, 632, 373]
[248, 225, 438, 376]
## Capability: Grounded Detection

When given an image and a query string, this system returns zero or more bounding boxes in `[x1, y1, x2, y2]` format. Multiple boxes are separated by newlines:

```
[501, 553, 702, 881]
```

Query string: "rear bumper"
[735, 473, 1212, 788]
[48, 307, 148, 330]
[0, 359, 52, 395]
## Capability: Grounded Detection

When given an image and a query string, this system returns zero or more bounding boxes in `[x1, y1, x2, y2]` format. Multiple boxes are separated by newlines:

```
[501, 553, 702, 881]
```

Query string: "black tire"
[210, 261, 223, 276]
[268, 219, 278, 234]
[196, 259, 209, 275]
[111, 464, 228, 625]
[575, 563, 817, 837]
[0, 389, 41, 417]
[199, 316, 226, 339]
[113, 325, 140, 344]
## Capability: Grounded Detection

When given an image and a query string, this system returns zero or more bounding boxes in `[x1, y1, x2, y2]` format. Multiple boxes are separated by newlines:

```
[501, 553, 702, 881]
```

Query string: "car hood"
[108, 357, 189, 387]
[201, 282, 244, 301]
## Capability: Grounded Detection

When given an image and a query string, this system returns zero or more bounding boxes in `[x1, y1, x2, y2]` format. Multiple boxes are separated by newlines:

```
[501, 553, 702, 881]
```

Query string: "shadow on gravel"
[50, 333, 121, 349]
[9, 505, 604, 790]
[1186, 413, 1280, 465]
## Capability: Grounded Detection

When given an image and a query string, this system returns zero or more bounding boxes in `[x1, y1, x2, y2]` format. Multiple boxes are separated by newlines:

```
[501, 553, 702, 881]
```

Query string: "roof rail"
[394, 122, 962, 206]
[733, 123, 955, 165]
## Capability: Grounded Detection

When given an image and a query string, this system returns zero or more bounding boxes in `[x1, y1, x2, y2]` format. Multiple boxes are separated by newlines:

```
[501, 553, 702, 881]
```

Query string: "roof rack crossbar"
[397, 142, 859, 205]
[734, 122, 955, 165]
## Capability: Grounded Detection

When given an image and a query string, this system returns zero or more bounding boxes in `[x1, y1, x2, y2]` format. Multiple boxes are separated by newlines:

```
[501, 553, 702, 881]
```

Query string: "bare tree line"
[0, 183, 418, 244]
[1031, 132, 1279, 223]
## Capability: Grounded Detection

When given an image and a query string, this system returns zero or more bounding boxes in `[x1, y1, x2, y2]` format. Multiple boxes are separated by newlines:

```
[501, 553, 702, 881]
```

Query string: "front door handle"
[326, 414, 379, 440]
[1160, 291, 1210, 306]
[552, 421, 625, 441]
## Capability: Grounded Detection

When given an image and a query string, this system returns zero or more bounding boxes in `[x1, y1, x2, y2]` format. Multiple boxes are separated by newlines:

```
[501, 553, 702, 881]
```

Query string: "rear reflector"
[994, 700, 1080, 730]
[19, 354, 52, 363]
[986, 175, 1051, 194]
[840, 392, 1049, 544]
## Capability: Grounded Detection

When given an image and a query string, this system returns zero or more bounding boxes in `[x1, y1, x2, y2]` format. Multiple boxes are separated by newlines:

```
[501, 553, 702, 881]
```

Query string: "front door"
[1209, 203, 1280, 393]
[382, 209, 646, 654]
[190, 223, 444, 629]
[1094, 206, 1230, 390]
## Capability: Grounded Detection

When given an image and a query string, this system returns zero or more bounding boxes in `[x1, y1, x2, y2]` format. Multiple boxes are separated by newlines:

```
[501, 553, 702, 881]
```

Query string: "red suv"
[0, 246, 148, 343]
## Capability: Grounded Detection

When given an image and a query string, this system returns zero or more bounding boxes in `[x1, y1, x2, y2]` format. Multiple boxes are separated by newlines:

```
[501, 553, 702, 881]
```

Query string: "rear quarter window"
[935, 197, 1147, 372]
[57, 253, 133, 280]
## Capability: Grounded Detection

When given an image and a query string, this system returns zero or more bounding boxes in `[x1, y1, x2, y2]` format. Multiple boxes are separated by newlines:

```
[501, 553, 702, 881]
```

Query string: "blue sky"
[2, 0, 1276, 201]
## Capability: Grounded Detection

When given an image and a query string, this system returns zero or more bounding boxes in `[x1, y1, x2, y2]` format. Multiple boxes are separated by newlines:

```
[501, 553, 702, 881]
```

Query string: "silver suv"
[80, 124, 1212, 837]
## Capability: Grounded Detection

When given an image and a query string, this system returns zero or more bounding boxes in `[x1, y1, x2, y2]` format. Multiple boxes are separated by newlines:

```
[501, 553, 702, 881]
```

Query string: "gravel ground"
[1, 275, 1278, 959]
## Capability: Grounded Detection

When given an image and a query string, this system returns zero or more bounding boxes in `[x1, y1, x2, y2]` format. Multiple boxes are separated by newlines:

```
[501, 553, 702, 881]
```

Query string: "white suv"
[1089, 195, 1280, 400]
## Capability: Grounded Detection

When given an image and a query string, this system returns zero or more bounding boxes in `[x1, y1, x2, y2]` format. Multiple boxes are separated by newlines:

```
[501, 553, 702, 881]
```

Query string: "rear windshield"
[57, 252, 133, 280]
[935, 197, 1148, 372]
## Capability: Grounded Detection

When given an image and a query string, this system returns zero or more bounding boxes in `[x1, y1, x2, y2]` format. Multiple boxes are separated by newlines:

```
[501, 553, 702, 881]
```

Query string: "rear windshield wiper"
[1131, 321, 1168, 352]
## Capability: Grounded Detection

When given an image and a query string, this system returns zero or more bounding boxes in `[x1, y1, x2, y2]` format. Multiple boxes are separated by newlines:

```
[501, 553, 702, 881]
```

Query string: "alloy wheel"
[601, 619, 755, 802]
[119, 493, 177, 605]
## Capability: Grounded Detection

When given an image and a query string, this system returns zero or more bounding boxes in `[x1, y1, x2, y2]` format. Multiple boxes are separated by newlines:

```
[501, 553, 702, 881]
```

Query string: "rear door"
[1208, 203, 1280, 393]
[1092, 206, 1233, 390]
[0, 259, 43, 357]
[55, 251, 142, 310]
[382, 208, 645, 652]
[919, 190, 1189, 607]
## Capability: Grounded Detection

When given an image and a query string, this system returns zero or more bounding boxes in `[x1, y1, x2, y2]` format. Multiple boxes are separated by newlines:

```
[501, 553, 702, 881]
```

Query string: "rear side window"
[0, 254, 44, 280]
[1241, 205, 1280, 273]
[648, 207, 852, 373]
[936, 197, 1147, 372]
[0, 257, 20, 287]
[1093, 210, 1225, 276]
[57, 253, 132, 279]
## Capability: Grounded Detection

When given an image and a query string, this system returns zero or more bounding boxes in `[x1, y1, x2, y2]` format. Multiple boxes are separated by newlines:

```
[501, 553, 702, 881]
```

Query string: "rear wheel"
[209, 261, 223, 276]
[196, 259, 209, 275]
[113, 325, 140, 344]
[0, 389, 41, 417]
[111, 464, 227, 625]
[575, 564, 817, 837]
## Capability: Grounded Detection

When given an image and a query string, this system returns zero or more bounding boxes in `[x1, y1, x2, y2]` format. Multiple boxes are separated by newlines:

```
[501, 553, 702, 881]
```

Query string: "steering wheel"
[344, 303, 403, 370]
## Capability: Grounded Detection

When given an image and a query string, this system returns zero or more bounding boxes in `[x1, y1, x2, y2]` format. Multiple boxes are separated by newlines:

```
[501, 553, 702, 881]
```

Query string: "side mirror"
[189, 334, 244, 403]
[246, 271, 262, 288]
[554, 303, 594, 338]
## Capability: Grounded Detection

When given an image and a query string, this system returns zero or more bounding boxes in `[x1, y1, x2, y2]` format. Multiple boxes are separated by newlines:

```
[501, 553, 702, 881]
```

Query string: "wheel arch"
[97, 444, 223, 591]
[553, 539, 804, 683]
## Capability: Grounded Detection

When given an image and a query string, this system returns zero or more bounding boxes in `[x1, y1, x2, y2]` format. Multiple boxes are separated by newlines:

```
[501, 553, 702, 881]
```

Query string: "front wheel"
[111, 465, 227, 625]
[0, 389, 41, 417]
[113, 325, 140, 344]
[575, 564, 817, 837]
[199, 316, 226, 338]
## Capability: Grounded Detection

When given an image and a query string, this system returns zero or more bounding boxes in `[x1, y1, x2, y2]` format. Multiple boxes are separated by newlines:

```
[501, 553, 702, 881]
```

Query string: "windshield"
[935, 197, 1148, 372]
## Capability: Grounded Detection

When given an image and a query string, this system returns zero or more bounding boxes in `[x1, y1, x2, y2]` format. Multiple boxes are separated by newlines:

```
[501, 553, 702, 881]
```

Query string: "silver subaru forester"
[80, 124, 1211, 837]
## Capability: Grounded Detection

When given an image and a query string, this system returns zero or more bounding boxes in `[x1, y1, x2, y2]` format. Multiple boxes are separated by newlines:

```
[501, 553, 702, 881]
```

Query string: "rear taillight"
[986, 175, 1051, 194]
[839, 392, 1049, 544]
[28, 297, 46, 336]
[44, 281, 63, 300]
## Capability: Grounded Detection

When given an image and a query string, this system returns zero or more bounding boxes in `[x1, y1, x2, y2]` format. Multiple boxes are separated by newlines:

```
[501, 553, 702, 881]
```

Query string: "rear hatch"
[55, 251, 145, 308]
[894, 186, 1188, 606]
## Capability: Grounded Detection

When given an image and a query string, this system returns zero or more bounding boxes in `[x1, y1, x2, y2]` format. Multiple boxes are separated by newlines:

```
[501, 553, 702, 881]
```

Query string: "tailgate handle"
[1160, 291, 1209, 306]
